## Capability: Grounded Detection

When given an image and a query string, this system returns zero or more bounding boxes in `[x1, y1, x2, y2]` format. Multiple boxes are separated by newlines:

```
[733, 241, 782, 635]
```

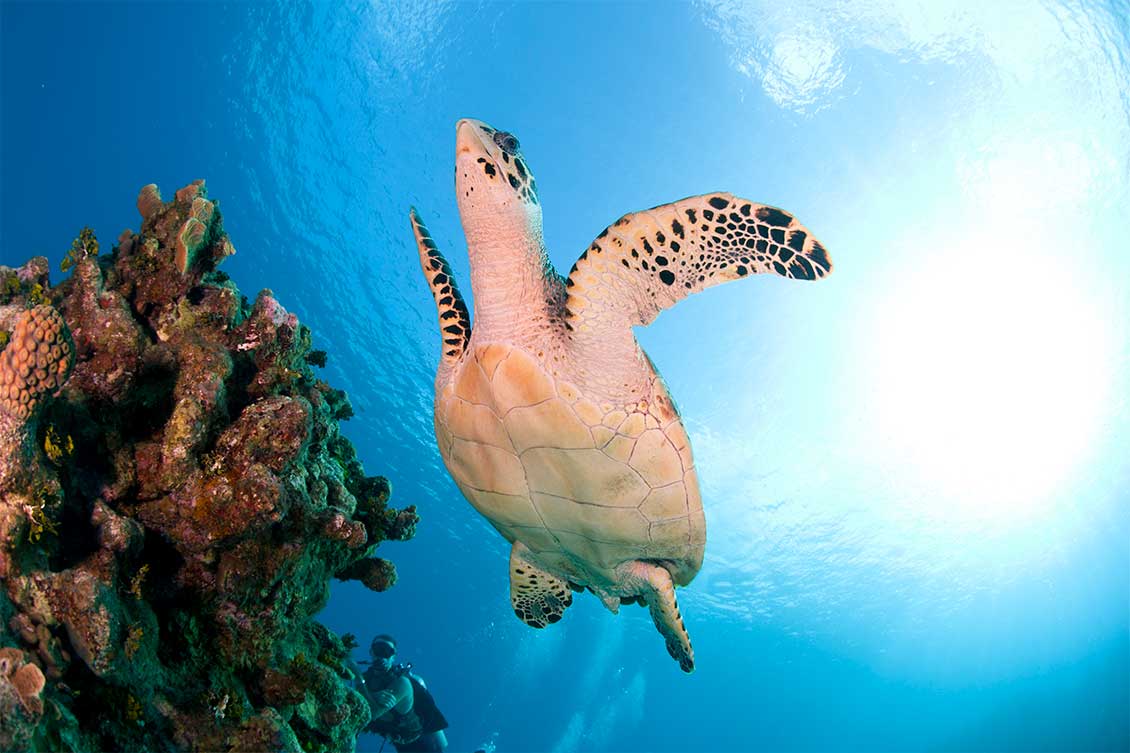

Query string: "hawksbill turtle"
[412, 119, 832, 672]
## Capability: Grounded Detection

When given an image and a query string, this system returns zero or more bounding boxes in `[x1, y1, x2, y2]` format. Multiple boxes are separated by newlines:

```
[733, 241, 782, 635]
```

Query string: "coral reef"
[0, 181, 419, 752]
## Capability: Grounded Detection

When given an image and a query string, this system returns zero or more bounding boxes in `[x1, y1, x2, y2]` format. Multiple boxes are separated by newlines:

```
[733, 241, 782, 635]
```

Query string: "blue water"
[3, 2, 1128, 751]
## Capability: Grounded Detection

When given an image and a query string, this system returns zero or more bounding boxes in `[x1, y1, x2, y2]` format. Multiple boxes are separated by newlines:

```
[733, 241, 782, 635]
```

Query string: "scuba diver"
[351, 634, 449, 752]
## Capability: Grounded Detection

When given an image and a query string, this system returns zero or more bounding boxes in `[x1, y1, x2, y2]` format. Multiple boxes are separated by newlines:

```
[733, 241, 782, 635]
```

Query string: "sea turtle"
[412, 119, 832, 672]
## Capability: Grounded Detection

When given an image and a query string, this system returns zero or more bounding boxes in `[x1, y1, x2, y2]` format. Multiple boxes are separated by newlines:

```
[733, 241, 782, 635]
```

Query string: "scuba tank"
[390, 662, 449, 735]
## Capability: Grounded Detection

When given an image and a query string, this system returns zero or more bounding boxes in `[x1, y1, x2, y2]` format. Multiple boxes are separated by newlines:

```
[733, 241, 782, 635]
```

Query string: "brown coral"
[11, 662, 45, 714]
[337, 557, 397, 592]
[174, 180, 204, 204]
[0, 646, 24, 674]
[0, 648, 45, 718]
[190, 196, 214, 225]
[175, 217, 208, 274]
[137, 184, 163, 220]
[0, 305, 75, 420]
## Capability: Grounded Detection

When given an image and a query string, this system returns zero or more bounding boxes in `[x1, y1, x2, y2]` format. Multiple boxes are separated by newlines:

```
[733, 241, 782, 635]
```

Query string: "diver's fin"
[411, 207, 471, 363]
[628, 560, 694, 673]
[564, 193, 831, 338]
[509, 541, 573, 629]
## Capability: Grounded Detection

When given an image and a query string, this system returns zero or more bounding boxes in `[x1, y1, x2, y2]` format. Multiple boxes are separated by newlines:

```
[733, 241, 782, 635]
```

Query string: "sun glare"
[861, 236, 1112, 524]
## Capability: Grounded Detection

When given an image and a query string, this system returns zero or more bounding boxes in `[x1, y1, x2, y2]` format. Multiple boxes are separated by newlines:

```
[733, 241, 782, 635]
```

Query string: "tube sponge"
[0, 305, 75, 420]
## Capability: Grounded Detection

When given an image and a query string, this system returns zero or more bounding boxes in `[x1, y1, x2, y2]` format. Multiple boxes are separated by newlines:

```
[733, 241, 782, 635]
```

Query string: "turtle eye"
[493, 131, 520, 155]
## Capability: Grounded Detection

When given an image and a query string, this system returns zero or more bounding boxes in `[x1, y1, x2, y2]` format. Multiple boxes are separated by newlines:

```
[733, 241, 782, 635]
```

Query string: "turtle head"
[455, 118, 542, 243]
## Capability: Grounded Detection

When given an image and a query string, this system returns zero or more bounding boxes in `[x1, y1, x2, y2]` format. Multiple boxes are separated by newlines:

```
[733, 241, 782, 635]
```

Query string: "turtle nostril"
[493, 130, 520, 155]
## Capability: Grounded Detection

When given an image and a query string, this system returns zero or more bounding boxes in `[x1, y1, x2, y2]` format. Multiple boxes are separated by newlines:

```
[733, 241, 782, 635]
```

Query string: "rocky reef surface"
[0, 181, 419, 752]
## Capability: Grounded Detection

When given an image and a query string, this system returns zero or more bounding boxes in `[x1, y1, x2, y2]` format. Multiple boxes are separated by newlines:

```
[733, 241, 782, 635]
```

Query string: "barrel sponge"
[0, 305, 75, 420]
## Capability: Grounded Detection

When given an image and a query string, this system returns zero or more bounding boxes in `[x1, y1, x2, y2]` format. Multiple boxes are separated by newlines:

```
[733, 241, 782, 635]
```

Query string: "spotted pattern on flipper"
[411, 208, 471, 362]
[563, 192, 832, 332]
[510, 543, 573, 628]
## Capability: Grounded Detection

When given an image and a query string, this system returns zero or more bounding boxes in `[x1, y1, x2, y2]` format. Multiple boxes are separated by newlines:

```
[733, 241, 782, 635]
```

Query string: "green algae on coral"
[0, 272, 20, 302]
[61, 227, 99, 273]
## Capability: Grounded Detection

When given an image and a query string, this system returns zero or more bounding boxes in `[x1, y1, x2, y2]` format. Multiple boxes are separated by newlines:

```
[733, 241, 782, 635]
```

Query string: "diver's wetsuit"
[395, 730, 446, 753]
[362, 664, 447, 752]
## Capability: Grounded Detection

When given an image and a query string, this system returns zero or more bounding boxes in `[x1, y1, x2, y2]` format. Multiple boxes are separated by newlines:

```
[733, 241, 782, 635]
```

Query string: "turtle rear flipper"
[624, 560, 694, 673]
[411, 207, 471, 363]
[509, 542, 573, 628]
[563, 193, 831, 338]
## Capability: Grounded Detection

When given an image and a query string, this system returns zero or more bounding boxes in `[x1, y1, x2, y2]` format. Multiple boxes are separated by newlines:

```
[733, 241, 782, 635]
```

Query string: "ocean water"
[2, 1, 1128, 751]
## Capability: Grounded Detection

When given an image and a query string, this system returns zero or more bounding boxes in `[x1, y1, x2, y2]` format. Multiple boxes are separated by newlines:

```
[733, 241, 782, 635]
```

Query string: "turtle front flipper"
[625, 560, 694, 673]
[411, 207, 471, 363]
[564, 193, 831, 337]
[509, 541, 573, 628]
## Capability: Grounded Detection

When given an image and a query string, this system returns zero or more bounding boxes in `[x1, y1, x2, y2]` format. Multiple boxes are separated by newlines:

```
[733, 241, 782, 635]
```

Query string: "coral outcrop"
[0, 182, 419, 752]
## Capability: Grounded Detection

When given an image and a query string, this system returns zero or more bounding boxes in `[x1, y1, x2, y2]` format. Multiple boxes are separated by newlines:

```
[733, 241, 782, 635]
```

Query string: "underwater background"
[2, 1, 1127, 751]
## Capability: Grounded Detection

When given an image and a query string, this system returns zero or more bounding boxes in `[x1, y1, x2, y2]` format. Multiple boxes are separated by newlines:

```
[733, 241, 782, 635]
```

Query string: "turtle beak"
[456, 118, 492, 156]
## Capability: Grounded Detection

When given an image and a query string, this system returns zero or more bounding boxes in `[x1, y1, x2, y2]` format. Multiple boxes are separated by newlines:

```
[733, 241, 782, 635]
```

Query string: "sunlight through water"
[861, 235, 1114, 523]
